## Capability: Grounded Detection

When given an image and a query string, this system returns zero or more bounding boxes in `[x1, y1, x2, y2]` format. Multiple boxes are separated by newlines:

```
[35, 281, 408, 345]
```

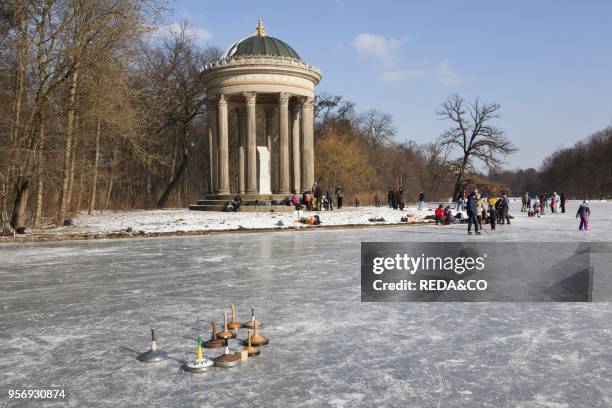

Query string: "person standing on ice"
[335, 185, 344, 209]
[521, 192, 529, 212]
[576, 201, 591, 231]
[539, 193, 545, 215]
[456, 193, 465, 211]
[488, 202, 497, 230]
[387, 187, 393, 208]
[476, 191, 484, 227]
[314, 184, 323, 211]
[560, 192, 567, 213]
[326, 186, 334, 211]
[499, 193, 511, 224]
[391, 187, 399, 210]
[467, 192, 481, 235]
[550, 194, 556, 214]
[418, 192, 425, 210]
[555, 192, 561, 214]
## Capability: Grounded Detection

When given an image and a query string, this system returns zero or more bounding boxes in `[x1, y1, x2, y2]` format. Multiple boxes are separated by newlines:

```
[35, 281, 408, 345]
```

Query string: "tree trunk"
[452, 155, 469, 199]
[102, 142, 118, 212]
[157, 149, 189, 209]
[88, 117, 101, 214]
[75, 159, 84, 213]
[66, 131, 78, 213]
[56, 69, 79, 224]
[11, 177, 30, 230]
[9, 1, 51, 230]
[33, 129, 45, 229]
[102, 177, 114, 213]
[3, 5, 27, 227]
[33, 171, 44, 229]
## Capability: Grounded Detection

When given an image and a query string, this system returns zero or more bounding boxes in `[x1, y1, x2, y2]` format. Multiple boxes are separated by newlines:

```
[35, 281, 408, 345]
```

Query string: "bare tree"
[421, 142, 453, 201]
[141, 22, 219, 209]
[437, 94, 517, 199]
[313, 93, 355, 141]
[357, 109, 396, 148]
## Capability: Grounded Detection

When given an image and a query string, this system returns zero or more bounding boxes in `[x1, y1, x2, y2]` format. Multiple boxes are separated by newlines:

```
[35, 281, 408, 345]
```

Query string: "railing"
[201, 55, 321, 74]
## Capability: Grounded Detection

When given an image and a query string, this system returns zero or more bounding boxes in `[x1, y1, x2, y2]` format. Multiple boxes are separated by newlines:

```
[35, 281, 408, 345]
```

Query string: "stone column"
[265, 109, 272, 190]
[291, 102, 301, 193]
[217, 94, 230, 194]
[244, 92, 258, 194]
[207, 98, 218, 193]
[238, 106, 246, 194]
[266, 107, 279, 193]
[301, 97, 315, 191]
[278, 93, 290, 194]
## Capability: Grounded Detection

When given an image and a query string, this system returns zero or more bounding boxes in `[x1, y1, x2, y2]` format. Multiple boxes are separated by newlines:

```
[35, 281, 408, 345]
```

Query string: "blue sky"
[165, 0, 612, 170]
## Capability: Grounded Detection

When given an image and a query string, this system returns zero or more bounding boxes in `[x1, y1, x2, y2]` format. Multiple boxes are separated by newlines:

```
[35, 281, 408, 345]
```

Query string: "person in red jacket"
[434, 204, 445, 225]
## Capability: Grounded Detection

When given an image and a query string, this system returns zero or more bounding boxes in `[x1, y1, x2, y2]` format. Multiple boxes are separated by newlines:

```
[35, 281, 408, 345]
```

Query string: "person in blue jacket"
[466, 192, 481, 235]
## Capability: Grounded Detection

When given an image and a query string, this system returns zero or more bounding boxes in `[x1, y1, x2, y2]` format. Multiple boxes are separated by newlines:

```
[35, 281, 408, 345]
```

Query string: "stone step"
[192, 193, 296, 212]
[203, 193, 293, 201]
[197, 199, 228, 205]
[189, 204, 226, 211]
[190, 203, 294, 212]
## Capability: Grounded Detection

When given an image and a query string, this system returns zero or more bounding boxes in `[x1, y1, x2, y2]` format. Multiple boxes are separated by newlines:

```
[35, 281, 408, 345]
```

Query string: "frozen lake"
[1, 200, 611, 407]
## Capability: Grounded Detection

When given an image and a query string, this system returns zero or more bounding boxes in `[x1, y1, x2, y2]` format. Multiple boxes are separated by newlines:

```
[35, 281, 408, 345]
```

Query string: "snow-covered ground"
[25, 199, 610, 238]
[19, 199, 609, 239]
[45, 205, 441, 235]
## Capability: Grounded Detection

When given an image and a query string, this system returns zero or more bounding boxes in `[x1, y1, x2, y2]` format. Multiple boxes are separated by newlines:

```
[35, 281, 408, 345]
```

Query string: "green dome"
[222, 21, 302, 61]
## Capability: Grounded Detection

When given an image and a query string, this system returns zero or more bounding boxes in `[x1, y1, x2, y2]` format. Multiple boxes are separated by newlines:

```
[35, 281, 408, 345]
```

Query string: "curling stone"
[184, 337, 213, 373]
[217, 312, 236, 339]
[137, 328, 168, 363]
[228, 304, 242, 330]
[203, 320, 224, 349]
[242, 307, 263, 330]
[243, 324, 269, 347]
[213, 338, 241, 368]
[243, 330, 261, 357]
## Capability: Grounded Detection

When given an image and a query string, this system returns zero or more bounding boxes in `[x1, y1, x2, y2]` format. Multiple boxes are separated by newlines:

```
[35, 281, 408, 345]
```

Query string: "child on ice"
[576, 201, 591, 231]
[488, 203, 497, 230]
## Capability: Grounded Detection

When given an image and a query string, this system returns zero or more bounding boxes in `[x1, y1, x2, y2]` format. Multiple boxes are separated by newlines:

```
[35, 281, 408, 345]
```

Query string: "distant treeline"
[489, 126, 612, 199]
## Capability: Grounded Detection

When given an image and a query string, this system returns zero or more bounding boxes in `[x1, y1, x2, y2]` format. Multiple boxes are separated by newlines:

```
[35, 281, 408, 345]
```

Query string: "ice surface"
[0, 200, 611, 407]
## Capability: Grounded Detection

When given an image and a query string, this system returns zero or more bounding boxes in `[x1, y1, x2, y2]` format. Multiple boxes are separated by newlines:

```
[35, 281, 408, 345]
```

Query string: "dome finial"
[254, 19, 266, 36]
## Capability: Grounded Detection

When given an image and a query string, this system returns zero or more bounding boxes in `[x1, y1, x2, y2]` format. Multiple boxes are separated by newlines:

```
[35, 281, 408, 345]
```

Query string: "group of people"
[459, 189, 591, 234]
[434, 204, 456, 225]
[228, 184, 592, 233]
[463, 191, 511, 235]
[291, 184, 345, 211]
[527, 193, 591, 231]
[437, 190, 511, 234]
[521, 191, 567, 215]
[371, 188, 427, 211]
[386, 187, 406, 210]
